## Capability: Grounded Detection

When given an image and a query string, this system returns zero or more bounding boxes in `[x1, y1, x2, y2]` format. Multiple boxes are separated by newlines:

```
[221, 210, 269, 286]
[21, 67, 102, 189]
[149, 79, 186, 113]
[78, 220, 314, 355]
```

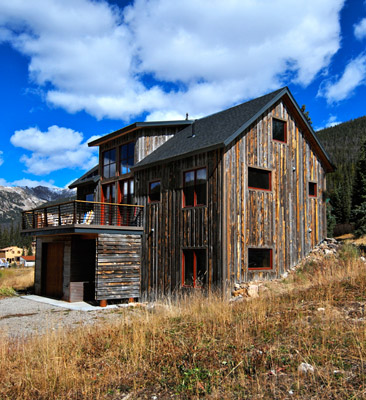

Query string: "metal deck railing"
[21, 200, 144, 230]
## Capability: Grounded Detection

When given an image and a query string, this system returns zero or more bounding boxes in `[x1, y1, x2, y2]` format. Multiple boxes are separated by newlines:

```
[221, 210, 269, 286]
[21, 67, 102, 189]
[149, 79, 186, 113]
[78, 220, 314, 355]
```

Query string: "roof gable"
[69, 165, 99, 189]
[133, 87, 334, 172]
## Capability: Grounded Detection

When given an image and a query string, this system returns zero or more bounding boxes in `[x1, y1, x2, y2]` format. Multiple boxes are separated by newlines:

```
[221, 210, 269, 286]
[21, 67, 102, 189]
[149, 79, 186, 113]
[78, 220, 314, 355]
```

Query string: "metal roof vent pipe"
[191, 124, 196, 138]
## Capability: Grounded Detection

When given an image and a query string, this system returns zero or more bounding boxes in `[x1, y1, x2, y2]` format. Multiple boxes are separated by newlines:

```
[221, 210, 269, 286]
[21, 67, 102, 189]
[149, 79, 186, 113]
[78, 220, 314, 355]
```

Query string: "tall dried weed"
[0, 247, 365, 399]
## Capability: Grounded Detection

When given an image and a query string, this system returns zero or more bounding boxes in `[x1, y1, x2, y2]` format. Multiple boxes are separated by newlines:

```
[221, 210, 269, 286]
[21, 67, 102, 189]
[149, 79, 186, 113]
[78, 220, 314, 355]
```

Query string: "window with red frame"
[272, 118, 287, 143]
[248, 248, 272, 270]
[149, 181, 161, 203]
[182, 249, 206, 288]
[248, 167, 271, 191]
[183, 167, 207, 207]
[309, 182, 317, 197]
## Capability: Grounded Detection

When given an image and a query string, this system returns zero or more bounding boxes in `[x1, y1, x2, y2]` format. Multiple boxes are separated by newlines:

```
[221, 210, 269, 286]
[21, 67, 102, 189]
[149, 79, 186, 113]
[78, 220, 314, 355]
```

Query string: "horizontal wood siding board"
[95, 233, 141, 300]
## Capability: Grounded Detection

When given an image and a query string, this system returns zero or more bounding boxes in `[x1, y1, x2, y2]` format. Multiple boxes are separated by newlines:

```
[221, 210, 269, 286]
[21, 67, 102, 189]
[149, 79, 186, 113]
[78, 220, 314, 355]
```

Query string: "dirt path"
[0, 297, 123, 339]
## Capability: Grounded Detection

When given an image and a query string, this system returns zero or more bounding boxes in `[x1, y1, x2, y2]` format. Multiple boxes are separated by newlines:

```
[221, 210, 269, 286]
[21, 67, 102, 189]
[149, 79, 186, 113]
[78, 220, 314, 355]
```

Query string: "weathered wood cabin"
[22, 87, 334, 303]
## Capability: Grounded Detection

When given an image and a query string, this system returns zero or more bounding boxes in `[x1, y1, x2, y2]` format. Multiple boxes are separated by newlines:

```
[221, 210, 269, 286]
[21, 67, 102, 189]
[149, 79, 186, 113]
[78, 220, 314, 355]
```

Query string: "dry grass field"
[0, 267, 34, 297]
[0, 245, 365, 399]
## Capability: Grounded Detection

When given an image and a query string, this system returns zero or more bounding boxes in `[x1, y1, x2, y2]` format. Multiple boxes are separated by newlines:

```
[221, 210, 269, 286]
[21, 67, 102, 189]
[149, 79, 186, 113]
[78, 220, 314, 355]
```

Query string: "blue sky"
[0, 0, 365, 189]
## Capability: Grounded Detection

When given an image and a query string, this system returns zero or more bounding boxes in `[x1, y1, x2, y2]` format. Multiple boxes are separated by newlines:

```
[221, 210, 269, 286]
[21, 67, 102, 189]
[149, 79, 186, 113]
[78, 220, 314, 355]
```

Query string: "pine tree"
[352, 138, 366, 211]
[330, 179, 352, 224]
[351, 138, 366, 237]
[326, 201, 336, 237]
[301, 105, 312, 126]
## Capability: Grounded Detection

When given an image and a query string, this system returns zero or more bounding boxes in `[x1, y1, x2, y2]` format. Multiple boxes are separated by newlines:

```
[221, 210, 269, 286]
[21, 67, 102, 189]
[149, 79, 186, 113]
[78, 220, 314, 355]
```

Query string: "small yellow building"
[0, 246, 24, 263]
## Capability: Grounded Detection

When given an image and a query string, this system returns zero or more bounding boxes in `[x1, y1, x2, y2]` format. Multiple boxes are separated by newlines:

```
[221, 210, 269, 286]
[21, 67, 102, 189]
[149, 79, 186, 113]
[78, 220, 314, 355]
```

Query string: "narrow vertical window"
[103, 149, 116, 178]
[248, 248, 272, 270]
[309, 182, 317, 197]
[272, 118, 287, 143]
[120, 142, 135, 174]
[182, 249, 207, 288]
[149, 181, 161, 203]
[183, 167, 207, 207]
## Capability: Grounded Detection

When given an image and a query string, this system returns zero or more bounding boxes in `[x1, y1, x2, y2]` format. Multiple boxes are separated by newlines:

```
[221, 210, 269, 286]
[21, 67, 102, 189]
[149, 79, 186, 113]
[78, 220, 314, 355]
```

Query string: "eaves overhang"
[88, 120, 194, 147]
[132, 143, 223, 172]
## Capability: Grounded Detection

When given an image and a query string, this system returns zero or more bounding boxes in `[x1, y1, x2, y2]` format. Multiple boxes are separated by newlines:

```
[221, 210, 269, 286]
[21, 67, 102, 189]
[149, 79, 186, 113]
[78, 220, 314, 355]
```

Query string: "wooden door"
[43, 242, 64, 298]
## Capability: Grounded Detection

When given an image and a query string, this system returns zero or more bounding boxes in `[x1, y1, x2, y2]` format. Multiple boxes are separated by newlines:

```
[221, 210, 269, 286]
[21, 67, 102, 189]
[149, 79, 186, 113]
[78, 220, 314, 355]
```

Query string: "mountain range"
[0, 186, 75, 228]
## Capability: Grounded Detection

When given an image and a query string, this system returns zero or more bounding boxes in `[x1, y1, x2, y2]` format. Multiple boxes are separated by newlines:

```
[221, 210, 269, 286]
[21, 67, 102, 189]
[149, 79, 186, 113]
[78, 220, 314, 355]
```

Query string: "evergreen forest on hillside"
[0, 222, 33, 255]
[317, 115, 366, 236]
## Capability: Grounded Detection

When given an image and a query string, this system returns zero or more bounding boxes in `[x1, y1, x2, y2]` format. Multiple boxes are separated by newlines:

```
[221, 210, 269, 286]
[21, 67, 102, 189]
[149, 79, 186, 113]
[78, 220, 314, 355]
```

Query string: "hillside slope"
[317, 115, 366, 228]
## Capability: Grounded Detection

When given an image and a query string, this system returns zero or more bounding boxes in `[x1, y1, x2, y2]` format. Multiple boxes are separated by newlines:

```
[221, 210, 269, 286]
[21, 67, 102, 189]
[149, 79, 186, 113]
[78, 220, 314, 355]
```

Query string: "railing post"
[73, 201, 76, 224]
[44, 208, 47, 227]
[58, 204, 61, 226]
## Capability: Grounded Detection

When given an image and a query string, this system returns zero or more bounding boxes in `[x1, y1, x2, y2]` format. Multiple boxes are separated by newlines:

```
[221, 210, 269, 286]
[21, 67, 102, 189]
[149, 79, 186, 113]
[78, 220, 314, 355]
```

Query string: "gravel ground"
[0, 296, 124, 339]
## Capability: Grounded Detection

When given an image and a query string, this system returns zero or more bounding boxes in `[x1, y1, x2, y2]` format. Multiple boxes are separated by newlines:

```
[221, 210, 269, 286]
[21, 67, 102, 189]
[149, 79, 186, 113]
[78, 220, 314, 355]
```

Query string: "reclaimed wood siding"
[96, 127, 182, 202]
[95, 233, 141, 300]
[224, 100, 326, 284]
[136, 150, 222, 301]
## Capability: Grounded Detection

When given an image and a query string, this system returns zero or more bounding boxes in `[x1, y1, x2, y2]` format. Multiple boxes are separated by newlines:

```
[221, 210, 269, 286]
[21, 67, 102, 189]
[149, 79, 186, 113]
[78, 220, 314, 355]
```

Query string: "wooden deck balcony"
[21, 200, 144, 235]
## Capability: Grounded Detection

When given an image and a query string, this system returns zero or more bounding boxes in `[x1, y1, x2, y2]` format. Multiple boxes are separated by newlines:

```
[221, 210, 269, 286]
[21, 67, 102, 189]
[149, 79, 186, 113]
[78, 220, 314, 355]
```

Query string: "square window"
[149, 181, 161, 203]
[248, 248, 272, 270]
[272, 118, 286, 143]
[248, 167, 271, 191]
[182, 249, 207, 287]
[85, 193, 94, 202]
[309, 182, 317, 197]
[183, 168, 207, 207]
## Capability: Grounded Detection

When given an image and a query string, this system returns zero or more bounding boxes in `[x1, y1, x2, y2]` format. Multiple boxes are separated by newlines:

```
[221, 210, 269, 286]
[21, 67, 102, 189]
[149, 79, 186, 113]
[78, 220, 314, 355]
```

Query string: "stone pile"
[304, 237, 339, 261]
[230, 237, 341, 301]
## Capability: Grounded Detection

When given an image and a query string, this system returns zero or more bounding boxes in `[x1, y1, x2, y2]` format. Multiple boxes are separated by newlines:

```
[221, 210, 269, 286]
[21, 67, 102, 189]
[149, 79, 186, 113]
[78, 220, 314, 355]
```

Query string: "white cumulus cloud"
[0, 0, 345, 121]
[10, 125, 99, 175]
[318, 53, 366, 103]
[354, 18, 366, 40]
[326, 115, 341, 128]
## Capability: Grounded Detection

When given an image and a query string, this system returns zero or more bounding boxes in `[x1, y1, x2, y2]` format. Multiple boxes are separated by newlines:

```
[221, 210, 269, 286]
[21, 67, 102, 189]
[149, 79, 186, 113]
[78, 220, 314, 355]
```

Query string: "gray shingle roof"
[69, 165, 99, 189]
[133, 87, 287, 170]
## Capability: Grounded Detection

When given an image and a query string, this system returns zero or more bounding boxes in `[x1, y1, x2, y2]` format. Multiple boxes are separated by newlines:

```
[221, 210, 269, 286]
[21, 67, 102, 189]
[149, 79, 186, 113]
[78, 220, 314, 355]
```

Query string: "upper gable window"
[120, 142, 135, 175]
[309, 182, 317, 197]
[248, 167, 271, 191]
[183, 167, 207, 207]
[102, 149, 116, 179]
[272, 118, 287, 143]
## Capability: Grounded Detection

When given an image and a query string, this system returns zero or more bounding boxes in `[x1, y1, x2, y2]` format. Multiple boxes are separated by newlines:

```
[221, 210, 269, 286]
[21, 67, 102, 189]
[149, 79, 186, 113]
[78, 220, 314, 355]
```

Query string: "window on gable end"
[272, 118, 287, 143]
[248, 167, 271, 191]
